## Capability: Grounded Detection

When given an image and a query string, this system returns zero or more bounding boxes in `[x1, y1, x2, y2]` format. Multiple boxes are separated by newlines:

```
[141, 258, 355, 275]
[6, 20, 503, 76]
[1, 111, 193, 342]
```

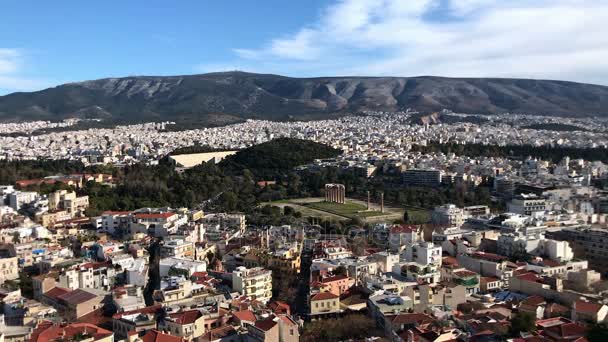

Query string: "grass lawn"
[404, 207, 431, 224]
[305, 201, 384, 219]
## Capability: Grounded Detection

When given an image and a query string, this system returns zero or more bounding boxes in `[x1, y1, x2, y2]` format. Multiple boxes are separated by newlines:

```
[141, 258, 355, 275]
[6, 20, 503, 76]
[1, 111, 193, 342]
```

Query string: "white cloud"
[0, 48, 21, 74]
[231, 0, 608, 85]
[0, 48, 51, 93]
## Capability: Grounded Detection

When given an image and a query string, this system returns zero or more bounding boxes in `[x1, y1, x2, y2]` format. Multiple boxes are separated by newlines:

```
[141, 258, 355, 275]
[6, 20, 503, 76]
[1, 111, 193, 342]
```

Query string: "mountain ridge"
[1, 71, 607, 125]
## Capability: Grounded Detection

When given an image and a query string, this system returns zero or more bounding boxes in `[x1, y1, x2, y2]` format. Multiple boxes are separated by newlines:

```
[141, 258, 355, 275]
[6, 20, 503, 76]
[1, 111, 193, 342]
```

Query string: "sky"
[1, 0, 607, 95]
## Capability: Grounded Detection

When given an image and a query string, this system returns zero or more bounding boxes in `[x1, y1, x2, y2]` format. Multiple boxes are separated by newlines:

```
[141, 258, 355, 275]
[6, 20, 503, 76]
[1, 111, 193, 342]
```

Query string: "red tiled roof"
[522, 295, 546, 306]
[57, 289, 98, 305]
[544, 322, 586, 339]
[516, 272, 543, 283]
[254, 318, 278, 332]
[232, 310, 256, 322]
[141, 329, 184, 342]
[480, 276, 500, 283]
[546, 302, 570, 315]
[168, 310, 202, 325]
[134, 212, 175, 219]
[391, 224, 418, 234]
[200, 325, 236, 341]
[77, 308, 112, 326]
[472, 252, 508, 262]
[442, 256, 459, 267]
[575, 300, 603, 314]
[32, 323, 113, 342]
[540, 259, 561, 267]
[311, 292, 339, 301]
[269, 300, 291, 314]
[43, 287, 71, 300]
[453, 270, 478, 278]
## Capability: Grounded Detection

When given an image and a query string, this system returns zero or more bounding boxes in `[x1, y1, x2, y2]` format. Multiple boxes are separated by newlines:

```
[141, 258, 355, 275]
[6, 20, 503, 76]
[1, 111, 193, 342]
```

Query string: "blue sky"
[1, 0, 607, 94]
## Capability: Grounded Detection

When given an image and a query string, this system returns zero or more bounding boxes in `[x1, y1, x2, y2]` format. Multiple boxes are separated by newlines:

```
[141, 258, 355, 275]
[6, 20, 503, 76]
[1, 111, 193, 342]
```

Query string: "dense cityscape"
[2, 112, 607, 163]
[0, 109, 607, 342]
[2, 1, 608, 341]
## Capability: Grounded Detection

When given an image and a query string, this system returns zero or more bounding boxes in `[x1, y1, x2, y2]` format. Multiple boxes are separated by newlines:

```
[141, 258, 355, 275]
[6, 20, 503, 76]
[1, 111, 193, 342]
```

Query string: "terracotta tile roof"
[32, 322, 113, 342]
[522, 295, 546, 306]
[480, 276, 500, 283]
[43, 287, 71, 300]
[536, 317, 572, 329]
[544, 322, 587, 339]
[77, 308, 112, 327]
[442, 256, 459, 267]
[453, 270, 478, 278]
[167, 310, 202, 325]
[545, 302, 570, 315]
[141, 329, 184, 342]
[232, 310, 256, 322]
[57, 289, 98, 305]
[516, 272, 543, 283]
[269, 300, 291, 314]
[200, 325, 236, 341]
[254, 317, 278, 332]
[311, 292, 339, 301]
[134, 212, 175, 219]
[575, 300, 603, 314]
[539, 259, 561, 267]
[391, 224, 418, 234]
[321, 274, 349, 283]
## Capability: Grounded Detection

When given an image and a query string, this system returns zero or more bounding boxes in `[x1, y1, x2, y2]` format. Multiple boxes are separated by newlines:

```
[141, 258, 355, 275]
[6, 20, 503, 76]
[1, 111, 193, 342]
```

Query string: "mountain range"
[1, 71, 607, 125]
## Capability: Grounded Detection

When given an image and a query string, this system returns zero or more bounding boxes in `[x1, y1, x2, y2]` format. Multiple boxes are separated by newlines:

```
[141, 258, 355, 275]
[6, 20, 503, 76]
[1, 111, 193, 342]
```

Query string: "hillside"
[1, 72, 608, 124]
[220, 137, 342, 177]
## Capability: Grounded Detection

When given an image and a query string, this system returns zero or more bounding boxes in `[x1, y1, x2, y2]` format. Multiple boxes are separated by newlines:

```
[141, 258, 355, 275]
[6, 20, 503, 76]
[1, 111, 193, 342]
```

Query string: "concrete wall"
[169, 151, 238, 168]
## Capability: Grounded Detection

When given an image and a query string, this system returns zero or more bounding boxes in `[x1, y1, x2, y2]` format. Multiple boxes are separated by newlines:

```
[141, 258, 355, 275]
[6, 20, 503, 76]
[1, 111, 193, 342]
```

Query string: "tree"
[301, 314, 381, 342]
[510, 312, 536, 337]
[587, 323, 608, 342]
[283, 205, 296, 216]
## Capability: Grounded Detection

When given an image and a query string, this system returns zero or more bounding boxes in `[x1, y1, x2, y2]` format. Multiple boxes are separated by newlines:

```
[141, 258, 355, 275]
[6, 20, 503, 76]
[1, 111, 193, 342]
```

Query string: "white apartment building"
[389, 225, 420, 253]
[8, 191, 38, 210]
[507, 194, 547, 216]
[403, 242, 442, 266]
[126, 258, 149, 286]
[159, 257, 206, 277]
[48, 190, 89, 216]
[59, 268, 95, 290]
[232, 266, 273, 303]
[160, 238, 194, 258]
[99, 211, 132, 235]
[432, 204, 465, 227]
[0, 257, 19, 284]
